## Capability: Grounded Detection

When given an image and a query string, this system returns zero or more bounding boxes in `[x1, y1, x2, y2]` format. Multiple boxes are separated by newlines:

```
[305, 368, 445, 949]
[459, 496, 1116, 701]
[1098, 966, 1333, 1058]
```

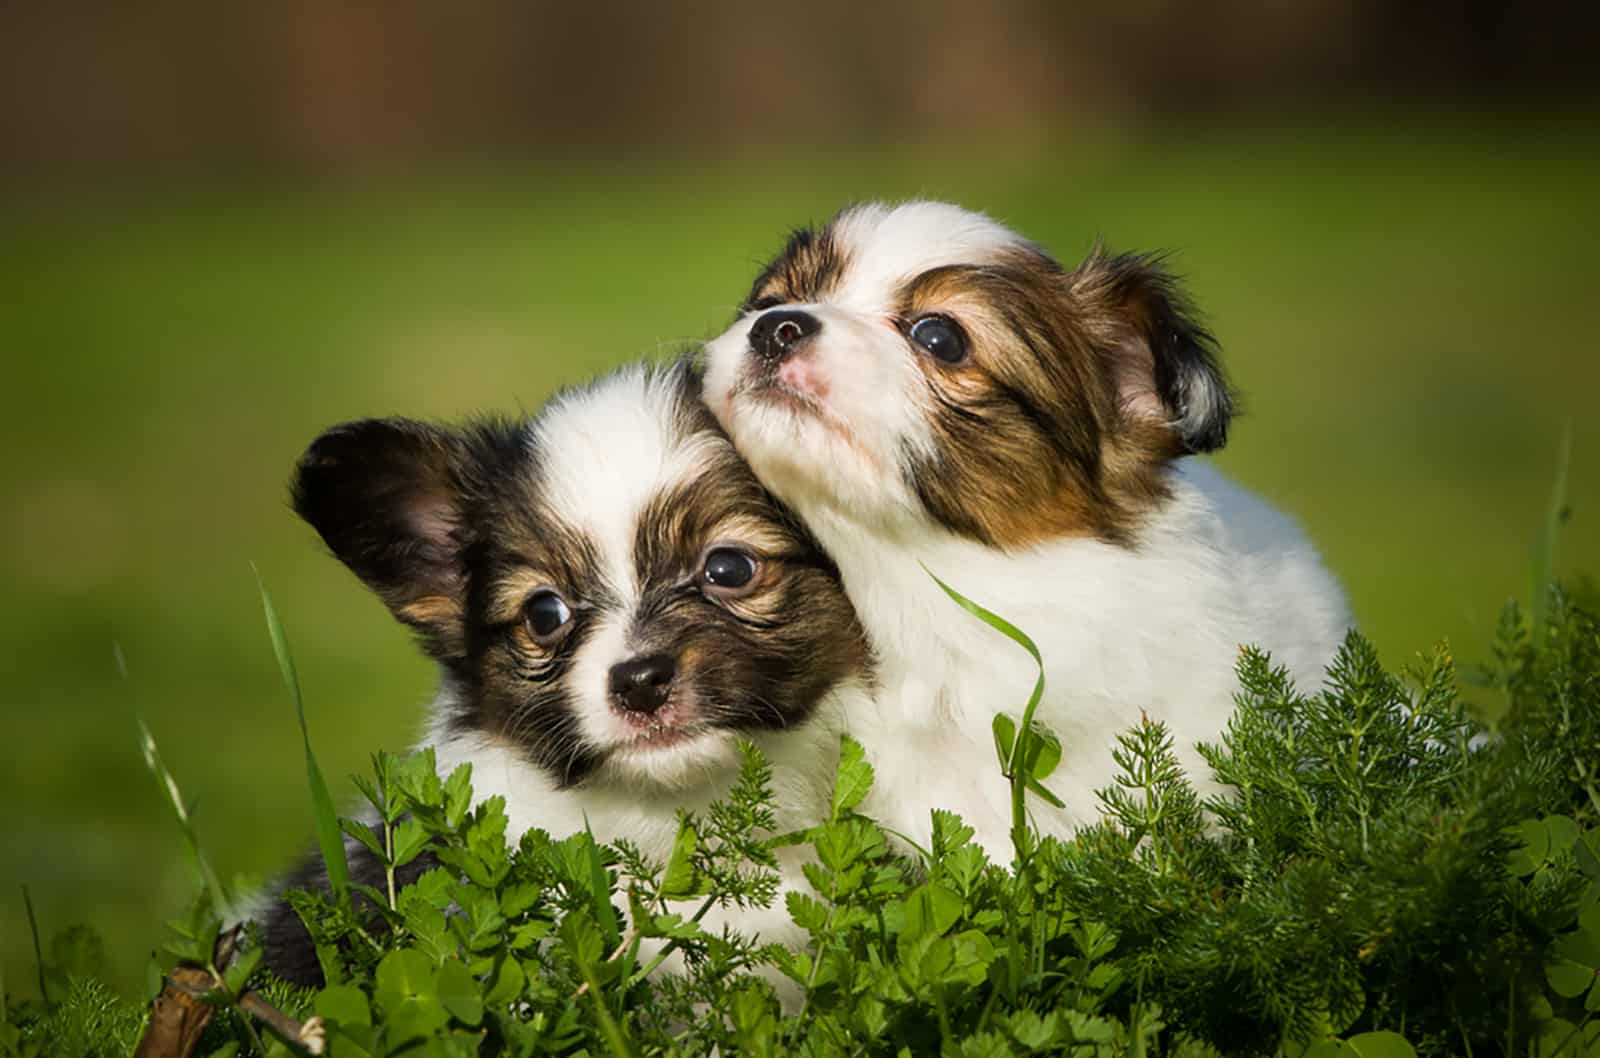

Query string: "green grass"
[1, 115, 1596, 996]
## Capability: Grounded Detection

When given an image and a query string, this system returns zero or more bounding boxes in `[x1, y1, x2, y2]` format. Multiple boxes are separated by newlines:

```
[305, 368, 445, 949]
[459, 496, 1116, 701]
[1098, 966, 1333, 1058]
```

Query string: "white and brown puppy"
[702, 201, 1350, 856]
[262, 360, 872, 983]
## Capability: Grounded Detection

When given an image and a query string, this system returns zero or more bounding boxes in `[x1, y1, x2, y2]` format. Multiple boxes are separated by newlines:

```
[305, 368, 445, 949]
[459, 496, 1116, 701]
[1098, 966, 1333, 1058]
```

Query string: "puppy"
[702, 201, 1351, 856]
[261, 360, 872, 983]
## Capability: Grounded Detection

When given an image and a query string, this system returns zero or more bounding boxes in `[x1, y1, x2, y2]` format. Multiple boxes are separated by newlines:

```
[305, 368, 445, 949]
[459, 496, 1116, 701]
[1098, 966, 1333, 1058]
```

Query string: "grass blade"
[923, 565, 1050, 999]
[254, 566, 351, 903]
[1530, 422, 1574, 634]
[924, 565, 1047, 757]
[581, 819, 622, 949]
[925, 565, 1050, 865]
[135, 712, 228, 911]
[23, 886, 49, 1010]
[581, 962, 636, 1058]
[121, 641, 234, 925]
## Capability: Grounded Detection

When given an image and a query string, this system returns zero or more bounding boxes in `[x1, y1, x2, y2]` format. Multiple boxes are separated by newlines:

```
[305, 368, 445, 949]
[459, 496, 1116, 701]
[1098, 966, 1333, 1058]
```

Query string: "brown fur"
[746, 211, 1233, 551]
[893, 254, 1127, 547]
[742, 225, 852, 311]
[888, 245, 1220, 549]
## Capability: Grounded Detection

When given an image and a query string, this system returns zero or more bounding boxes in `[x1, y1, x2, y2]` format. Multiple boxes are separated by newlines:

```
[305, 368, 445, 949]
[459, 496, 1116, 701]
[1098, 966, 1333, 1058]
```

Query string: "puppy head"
[293, 361, 869, 791]
[702, 201, 1234, 548]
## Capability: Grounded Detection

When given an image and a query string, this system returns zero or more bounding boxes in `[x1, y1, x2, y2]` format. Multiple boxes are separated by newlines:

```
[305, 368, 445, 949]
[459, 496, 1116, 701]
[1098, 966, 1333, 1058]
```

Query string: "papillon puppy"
[702, 201, 1351, 856]
[261, 360, 872, 983]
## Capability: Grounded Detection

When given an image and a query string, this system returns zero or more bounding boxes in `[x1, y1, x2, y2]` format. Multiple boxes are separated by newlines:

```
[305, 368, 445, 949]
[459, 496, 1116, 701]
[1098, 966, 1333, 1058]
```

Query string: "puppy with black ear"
[261, 360, 873, 984]
[702, 201, 1351, 856]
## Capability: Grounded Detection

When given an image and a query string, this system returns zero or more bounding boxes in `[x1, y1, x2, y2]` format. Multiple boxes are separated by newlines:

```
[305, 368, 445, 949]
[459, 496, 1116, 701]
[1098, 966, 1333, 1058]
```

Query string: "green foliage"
[7, 585, 1600, 1056]
[2, 976, 147, 1058]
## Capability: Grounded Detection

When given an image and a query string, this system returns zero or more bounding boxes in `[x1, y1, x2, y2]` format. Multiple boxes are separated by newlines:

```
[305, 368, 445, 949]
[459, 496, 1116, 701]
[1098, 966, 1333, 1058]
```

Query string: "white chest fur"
[806, 460, 1351, 859]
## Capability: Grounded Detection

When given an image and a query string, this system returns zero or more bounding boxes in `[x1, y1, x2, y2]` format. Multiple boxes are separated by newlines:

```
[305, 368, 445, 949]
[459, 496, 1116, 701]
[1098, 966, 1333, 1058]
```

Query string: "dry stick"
[131, 966, 218, 1058]
[239, 993, 327, 1055]
[573, 926, 641, 998]
[133, 966, 327, 1058]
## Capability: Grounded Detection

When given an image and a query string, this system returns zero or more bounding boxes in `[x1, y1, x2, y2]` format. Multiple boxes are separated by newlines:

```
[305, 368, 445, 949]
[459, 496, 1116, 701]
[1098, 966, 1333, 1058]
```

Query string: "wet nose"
[608, 654, 677, 715]
[747, 309, 821, 363]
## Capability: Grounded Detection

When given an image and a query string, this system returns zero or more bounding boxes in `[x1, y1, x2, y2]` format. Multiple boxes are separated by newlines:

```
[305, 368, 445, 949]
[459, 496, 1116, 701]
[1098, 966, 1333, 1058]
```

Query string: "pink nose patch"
[777, 355, 830, 401]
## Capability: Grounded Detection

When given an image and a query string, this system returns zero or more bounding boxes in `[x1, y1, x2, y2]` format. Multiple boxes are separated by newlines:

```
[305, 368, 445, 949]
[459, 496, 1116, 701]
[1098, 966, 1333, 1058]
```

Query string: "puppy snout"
[748, 309, 820, 364]
[608, 653, 677, 715]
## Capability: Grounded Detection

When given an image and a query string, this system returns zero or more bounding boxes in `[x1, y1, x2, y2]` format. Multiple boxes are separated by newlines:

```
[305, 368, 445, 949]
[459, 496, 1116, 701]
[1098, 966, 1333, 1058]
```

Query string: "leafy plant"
[6, 572, 1600, 1057]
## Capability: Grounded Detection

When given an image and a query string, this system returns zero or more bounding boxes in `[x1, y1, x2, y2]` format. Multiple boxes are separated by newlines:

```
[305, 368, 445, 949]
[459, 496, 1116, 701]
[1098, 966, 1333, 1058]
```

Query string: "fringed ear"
[1072, 249, 1235, 454]
[291, 418, 475, 659]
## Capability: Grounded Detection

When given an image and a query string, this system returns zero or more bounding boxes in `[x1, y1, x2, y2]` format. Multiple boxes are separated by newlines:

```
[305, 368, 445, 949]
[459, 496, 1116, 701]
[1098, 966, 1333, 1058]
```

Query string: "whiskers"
[500, 692, 603, 788]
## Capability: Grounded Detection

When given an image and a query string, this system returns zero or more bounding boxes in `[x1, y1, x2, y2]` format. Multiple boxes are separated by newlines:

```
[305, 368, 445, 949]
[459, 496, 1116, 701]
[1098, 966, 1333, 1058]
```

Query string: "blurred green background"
[2, 1, 1597, 997]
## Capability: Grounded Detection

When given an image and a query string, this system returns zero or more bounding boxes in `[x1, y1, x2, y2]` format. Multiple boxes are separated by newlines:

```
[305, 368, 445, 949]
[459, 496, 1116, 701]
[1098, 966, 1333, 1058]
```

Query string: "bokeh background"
[3, 1, 1597, 996]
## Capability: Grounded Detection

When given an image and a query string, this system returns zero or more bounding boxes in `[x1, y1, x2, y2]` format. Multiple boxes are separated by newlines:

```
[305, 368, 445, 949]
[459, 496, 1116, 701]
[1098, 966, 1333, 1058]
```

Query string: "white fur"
[704, 202, 1352, 858]
[531, 369, 671, 602]
[828, 202, 1020, 314]
[787, 462, 1349, 856]
[530, 367, 754, 780]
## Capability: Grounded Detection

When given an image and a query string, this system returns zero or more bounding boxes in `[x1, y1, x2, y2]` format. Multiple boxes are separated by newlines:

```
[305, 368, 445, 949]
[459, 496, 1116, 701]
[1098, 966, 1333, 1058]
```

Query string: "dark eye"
[524, 590, 573, 643]
[909, 315, 967, 364]
[702, 547, 758, 593]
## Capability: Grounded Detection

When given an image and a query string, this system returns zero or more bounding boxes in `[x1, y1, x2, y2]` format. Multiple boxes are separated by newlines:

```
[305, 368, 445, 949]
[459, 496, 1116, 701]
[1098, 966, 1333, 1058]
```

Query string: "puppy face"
[293, 362, 869, 791]
[702, 201, 1234, 548]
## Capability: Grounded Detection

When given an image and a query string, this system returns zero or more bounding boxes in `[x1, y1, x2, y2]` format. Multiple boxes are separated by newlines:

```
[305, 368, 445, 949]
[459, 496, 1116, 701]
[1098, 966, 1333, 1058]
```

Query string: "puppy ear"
[291, 419, 475, 659]
[1073, 250, 1234, 454]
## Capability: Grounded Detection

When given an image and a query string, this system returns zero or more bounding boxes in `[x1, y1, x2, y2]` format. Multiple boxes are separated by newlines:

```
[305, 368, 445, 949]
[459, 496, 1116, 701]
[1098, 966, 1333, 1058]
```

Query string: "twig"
[131, 966, 218, 1058]
[22, 887, 49, 1013]
[239, 993, 327, 1055]
[204, 928, 267, 1056]
[132, 963, 327, 1058]
[573, 926, 640, 997]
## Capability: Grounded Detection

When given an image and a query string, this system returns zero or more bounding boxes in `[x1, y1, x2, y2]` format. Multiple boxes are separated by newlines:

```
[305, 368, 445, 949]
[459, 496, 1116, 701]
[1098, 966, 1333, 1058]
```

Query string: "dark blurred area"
[3, 0, 1597, 184]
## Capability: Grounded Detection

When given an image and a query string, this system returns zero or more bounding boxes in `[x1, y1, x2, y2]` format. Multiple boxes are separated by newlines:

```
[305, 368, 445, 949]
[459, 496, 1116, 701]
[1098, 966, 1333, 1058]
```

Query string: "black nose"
[608, 654, 677, 715]
[747, 309, 821, 363]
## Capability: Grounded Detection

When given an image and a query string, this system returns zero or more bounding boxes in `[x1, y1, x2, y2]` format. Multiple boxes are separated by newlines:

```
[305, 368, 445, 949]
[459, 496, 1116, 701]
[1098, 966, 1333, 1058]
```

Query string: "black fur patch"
[293, 418, 479, 662]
